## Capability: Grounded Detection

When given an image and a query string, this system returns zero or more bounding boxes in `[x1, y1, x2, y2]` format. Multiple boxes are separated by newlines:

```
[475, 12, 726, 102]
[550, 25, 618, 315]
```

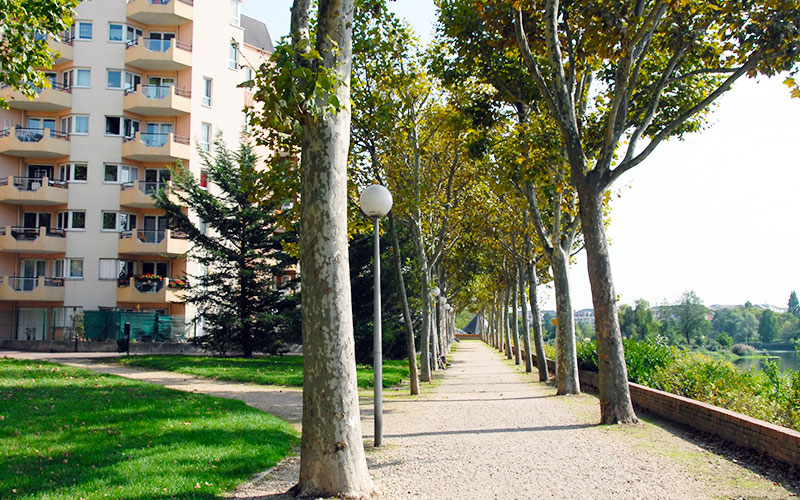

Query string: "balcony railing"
[2, 226, 66, 241]
[122, 180, 168, 195]
[127, 84, 191, 99]
[127, 37, 192, 53]
[0, 127, 70, 142]
[124, 132, 189, 148]
[0, 176, 68, 191]
[35, 31, 75, 45]
[127, 0, 194, 5]
[7, 276, 64, 292]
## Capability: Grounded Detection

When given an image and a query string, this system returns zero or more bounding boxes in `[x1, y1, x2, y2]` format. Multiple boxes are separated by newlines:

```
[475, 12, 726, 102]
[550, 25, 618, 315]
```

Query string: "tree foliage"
[0, 0, 79, 108]
[154, 138, 300, 357]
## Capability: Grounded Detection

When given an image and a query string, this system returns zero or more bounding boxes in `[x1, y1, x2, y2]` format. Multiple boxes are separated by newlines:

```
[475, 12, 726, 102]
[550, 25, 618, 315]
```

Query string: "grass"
[0, 358, 298, 500]
[113, 354, 411, 388]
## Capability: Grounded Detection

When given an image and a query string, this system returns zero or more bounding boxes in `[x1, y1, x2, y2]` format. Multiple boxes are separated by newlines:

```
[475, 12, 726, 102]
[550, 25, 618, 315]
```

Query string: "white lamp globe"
[431, 287, 440, 298]
[359, 184, 393, 218]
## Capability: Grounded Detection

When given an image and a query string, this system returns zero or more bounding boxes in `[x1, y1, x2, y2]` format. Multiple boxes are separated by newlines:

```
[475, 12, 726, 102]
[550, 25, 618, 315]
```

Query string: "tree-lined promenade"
[4, 0, 800, 498]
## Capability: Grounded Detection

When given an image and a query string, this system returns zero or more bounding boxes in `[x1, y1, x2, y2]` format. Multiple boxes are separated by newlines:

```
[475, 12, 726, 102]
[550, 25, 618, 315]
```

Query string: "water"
[733, 351, 799, 373]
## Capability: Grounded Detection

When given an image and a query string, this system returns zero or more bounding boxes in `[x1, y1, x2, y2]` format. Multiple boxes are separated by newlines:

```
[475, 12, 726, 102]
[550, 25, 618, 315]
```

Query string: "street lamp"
[430, 287, 440, 369]
[359, 184, 393, 447]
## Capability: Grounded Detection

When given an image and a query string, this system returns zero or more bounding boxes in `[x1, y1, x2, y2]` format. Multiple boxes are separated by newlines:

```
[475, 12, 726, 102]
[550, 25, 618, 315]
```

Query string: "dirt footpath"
[232, 341, 798, 500]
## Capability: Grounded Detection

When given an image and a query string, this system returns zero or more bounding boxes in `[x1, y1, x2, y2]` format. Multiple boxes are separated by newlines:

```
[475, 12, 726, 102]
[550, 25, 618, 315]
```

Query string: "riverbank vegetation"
[575, 339, 800, 431]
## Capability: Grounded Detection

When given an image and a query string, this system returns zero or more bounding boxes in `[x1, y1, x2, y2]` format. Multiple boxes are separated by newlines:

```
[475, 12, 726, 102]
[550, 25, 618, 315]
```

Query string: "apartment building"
[0, 0, 272, 341]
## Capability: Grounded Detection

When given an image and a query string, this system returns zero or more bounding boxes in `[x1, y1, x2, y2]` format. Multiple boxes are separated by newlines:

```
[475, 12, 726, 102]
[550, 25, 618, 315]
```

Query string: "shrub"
[731, 343, 757, 356]
[574, 337, 679, 386]
[716, 332, 733, 348]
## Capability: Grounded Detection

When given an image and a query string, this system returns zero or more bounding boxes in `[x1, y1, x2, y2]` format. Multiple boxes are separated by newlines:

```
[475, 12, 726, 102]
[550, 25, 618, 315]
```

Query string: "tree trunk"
[388, 212, 418, 395]
[551, 247, 580, 395]
[504, 285, 512, 359]
[518, 266, 533, 372]
[510, 271, 521, 365]
[410, 219, 431, 382]
[430, 301, 439, 371]
[575, 177, 637, 424]
[292, 1, 374, 496]
[528, 261, 548, 382]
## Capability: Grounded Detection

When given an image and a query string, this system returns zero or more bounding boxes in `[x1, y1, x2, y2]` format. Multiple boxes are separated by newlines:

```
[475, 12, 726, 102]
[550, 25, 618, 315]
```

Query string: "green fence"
[84, 311, 174, 341]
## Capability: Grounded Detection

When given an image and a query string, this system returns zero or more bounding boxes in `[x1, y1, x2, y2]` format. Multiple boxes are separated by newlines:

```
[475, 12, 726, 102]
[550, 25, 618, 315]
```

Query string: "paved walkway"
[5, 342, 796, 499]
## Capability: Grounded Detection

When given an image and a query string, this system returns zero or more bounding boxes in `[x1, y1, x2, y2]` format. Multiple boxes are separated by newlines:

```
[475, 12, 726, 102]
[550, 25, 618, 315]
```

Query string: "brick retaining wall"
[525, 351, 800, 467]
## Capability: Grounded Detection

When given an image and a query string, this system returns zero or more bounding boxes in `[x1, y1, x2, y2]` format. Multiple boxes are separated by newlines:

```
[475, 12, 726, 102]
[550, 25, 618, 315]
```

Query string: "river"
[733, 351, 799, 373]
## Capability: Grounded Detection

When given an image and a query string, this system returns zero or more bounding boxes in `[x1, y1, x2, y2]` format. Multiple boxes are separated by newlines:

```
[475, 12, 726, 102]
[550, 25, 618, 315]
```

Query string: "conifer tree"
[154, 137, 300, 357]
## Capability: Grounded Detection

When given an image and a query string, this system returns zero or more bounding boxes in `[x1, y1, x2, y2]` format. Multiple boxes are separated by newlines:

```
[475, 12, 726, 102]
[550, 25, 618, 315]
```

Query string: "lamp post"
[359, 184, 393, 447]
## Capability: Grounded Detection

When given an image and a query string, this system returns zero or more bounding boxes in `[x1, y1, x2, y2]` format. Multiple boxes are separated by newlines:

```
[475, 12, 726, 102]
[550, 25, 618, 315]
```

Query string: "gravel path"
[9, 343, 797, 499]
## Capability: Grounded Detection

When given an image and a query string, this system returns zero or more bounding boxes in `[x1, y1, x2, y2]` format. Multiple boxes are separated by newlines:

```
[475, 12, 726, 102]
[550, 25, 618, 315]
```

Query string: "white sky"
[245, 1, 800, 311]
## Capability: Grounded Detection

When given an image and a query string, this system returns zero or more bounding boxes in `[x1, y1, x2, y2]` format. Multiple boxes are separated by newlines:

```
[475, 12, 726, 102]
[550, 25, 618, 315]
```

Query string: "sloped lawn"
[114, 354, 410, 388]
[0, 358, 298, 499]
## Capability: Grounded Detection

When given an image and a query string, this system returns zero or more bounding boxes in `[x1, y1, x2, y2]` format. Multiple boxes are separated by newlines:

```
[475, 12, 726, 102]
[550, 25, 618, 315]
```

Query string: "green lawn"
[0, 358, 298, 500]
[114, 354, 411, 388]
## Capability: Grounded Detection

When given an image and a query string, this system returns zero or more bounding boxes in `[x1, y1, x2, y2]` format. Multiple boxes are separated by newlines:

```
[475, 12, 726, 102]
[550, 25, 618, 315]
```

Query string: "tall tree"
[759, 309, 780, 343]
[789, 291, 800, 318]
[250, 0, 374, 495]
[673, 291, 711, 345]
[512, 0, 800, 424]
[0, 0, 79, 108]
[155, 139, 299, 357]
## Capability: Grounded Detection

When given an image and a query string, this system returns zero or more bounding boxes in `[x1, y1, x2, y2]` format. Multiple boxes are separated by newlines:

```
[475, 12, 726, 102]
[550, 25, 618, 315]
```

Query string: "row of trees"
[264, 0, 800, 494]
[13, 0, 800, 497]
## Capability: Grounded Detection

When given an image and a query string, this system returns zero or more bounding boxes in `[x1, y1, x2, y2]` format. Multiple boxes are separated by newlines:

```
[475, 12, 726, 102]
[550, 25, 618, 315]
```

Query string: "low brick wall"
[455, 334, 481, 340]
[0, 339, 207, 354]
[523, 350, 800, 466]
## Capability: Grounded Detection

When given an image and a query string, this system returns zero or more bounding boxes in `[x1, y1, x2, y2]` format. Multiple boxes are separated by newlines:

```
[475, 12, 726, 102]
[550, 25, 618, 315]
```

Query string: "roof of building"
[241, 14, 274, 53]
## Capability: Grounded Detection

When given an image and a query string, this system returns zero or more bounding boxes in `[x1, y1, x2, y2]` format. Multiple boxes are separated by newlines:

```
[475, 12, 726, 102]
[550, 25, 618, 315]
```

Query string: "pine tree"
[154, 137, 300, 357]
[789, 291, 800, 318]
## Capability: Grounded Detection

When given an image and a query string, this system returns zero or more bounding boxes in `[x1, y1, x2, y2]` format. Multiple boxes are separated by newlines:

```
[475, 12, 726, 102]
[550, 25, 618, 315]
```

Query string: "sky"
[244, 1, 800, 311]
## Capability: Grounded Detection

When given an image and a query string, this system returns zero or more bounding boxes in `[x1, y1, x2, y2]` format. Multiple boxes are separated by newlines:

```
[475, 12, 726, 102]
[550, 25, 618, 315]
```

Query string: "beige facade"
[0, 0, 272, 341]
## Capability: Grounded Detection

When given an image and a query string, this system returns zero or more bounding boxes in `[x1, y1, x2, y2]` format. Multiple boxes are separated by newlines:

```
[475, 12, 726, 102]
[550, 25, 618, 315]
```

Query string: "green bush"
[731, 343, 757, 356]
[574, 337, 678, 386]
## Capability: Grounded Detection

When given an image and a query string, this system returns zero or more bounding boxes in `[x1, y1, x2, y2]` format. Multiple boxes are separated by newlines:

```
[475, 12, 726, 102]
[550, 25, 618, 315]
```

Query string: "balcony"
[117, 276, 184, 304]
[0, 226, 67, 253]
[120, 180, 184, 208]
[0, 127, 70, 158]
[121, 132, 189, 162]
[123, 85, 191, 116]
[47, 38, 74, 65]
[118, 229, 188, 256]
[0, 276, 65, 302]
[0, 83, 72, 112]
[126, 0, 193, 26]
[0, 177, 68, 206]
[125, 38, 192, 71]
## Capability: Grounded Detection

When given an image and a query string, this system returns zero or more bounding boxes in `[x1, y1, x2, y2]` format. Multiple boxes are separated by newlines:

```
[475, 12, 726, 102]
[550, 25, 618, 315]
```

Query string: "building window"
[202, 77, 212, 107]
[74, 69, 91, 88]
[77, 22, 92, 40]
[59, 163, 87, 182]
[57, 211, 85, 230]
[107, 70, 123, 89]
[229, 43, 238, 70]
[109, 23, 123, 42]
[69, 258, 84, 279]
[74, 116, 89, 134]
[104, 164, 139, 183]
[102, 212, 136, 231]
[200, 123, 211, 152]
[53, 260, 66, 279]
[99, 259, 118, 280]
[126, 26, 143, 45]
[105, 116, 121, 136]
[230, 0, 241, 26]
[244, 67, 253, 90]
[199, 170, 208, 189]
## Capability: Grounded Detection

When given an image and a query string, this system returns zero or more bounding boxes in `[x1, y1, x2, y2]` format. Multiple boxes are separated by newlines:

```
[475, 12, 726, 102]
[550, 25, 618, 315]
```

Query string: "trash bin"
[116, 338, 129, 352]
